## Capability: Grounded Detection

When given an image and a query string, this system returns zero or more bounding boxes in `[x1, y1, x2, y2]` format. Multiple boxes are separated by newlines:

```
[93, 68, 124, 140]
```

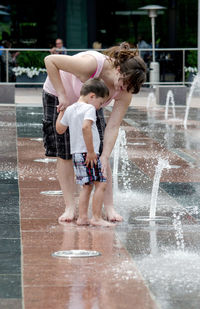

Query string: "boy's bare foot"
[90, 218, 116, 227]
[58, 207, 76, 222]
[76, 217, 90, 226]
[105, 209, 123, 222]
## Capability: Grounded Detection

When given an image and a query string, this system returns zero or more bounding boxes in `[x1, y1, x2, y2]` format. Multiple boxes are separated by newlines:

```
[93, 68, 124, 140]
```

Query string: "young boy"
[56, 78, 115, 227]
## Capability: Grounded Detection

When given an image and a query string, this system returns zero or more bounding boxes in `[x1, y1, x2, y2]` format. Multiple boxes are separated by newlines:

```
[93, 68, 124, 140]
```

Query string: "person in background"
[50, 38, 67, 55]
[137, 35, 151, 64]
[0, 41, 4, 56]
[1, 40, 19, 82]
[92, 41, 102, 49]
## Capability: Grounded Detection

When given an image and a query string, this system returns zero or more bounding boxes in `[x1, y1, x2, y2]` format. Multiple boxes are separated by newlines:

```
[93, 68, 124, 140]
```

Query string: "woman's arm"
[44, 54, 97, 111]
[100, 92, 132, 176]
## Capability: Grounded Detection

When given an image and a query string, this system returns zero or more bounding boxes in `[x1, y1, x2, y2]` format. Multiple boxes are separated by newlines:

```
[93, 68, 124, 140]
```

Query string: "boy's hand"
[57, 94, 70, 112]
[85, 152, 97, 168]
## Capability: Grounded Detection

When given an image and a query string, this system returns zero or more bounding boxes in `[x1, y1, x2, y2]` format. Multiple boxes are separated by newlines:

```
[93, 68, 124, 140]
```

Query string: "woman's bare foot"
[58, 207, 76, 222]
[105, 208, 123, 222]
[77, 217, 90, 226]
[90, 217, 116, 227]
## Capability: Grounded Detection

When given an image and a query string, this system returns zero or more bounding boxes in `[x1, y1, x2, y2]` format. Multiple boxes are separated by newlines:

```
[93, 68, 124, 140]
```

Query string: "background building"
[0, 0, 197, 49]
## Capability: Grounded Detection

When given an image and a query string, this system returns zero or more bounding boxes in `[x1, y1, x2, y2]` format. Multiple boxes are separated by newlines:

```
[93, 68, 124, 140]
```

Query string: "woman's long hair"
[104, 42, 146, 94]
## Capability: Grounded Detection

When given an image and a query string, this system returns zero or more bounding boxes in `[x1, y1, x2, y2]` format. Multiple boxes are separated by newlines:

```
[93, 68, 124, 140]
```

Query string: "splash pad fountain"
[164, 90, 176, 120]
[184, 73, 200, 129]
[112, 128, 131, 192]
[135, 157, 171, 222]
[9, 85, 200, 308]
[160, 74, 200, 128]
[162, 89, 183, 125]
[147, 92, 156, 109]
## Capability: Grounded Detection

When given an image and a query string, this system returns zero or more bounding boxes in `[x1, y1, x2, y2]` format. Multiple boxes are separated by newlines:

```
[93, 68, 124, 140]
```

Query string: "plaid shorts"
[42, 90, 106, 160]
[72, 153, 107, 185]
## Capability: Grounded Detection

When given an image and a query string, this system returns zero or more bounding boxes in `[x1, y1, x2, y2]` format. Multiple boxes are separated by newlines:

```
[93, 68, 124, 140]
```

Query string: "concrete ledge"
[156, 85, 187, 105]
[0, 84, 15, 104]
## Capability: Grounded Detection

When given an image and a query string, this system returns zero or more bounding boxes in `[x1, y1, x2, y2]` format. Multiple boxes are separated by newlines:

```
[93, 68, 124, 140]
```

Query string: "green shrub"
[186, 51, 197, 68]
[16, 51, 49, 68]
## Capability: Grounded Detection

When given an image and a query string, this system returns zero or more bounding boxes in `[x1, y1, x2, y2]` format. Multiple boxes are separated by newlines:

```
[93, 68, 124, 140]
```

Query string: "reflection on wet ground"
[1, 103, 200, 309]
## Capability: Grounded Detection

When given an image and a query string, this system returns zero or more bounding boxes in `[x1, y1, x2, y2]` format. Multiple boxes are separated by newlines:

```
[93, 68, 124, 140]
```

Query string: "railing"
[138, 47, 198, 86]
[0, 47, 198, 86]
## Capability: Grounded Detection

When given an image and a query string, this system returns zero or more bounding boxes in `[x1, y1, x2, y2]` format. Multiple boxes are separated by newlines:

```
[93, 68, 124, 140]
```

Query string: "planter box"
[16, 72, 47, 87]
[0, 84, 15, 104]
[156, 85, 187, 106]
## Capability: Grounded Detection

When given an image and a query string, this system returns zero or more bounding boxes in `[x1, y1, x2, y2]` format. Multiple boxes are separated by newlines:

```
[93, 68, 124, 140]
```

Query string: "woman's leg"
[103, 163, 123, 222]
[42, 91, 77, 222]
[57, 158, 77, 222]
[96, 109, 123, 222]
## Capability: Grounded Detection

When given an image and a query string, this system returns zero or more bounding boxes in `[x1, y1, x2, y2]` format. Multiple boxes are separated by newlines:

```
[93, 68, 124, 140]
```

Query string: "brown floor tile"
[18, 128, 160, 309]
[23, 285, 157, 309]
[22, 225, 158, 309]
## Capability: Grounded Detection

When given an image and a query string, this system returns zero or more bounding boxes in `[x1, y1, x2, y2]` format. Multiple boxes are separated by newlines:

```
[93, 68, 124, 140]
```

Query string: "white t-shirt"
[60, 102, 100, 154]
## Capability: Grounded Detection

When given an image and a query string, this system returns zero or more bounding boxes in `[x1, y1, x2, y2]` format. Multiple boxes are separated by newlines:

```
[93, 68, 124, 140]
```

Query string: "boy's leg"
[77, 184, 93, 225]
[90, 182, 115, 227]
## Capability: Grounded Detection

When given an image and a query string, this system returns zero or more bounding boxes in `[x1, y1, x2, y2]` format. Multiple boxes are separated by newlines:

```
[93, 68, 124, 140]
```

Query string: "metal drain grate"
[34, 158, 57, 163]
[134, 216, 171, 222]
[40, 190, 63, 195]
[52, 250, 101, 258]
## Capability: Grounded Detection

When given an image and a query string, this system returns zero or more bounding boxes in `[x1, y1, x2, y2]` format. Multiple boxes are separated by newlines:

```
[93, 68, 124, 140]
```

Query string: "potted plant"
[184, 66, 198, 83]
[13, 66, 47, 82]
[13, 51, 48, 84]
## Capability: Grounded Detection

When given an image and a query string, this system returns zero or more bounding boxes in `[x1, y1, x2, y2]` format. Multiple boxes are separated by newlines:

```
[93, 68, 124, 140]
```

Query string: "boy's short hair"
[80, 78, 109, 98]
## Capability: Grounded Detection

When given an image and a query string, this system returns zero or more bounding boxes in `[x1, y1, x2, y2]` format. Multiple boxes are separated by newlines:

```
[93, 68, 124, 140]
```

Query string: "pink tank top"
[43, 50, 118, 107]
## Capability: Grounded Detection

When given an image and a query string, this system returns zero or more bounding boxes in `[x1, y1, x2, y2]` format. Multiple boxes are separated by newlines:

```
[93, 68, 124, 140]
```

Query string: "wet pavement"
[1, 88, 200, 309]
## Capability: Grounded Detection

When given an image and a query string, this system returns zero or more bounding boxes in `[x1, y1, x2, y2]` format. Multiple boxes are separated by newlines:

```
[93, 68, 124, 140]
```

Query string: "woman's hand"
[85, 152, 97, 168]
[99, 155, 109, 178]
[57, 94, 70, 112]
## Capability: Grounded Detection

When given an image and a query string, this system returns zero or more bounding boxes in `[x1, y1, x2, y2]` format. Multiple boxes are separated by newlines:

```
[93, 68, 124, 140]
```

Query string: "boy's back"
[61, 102, 100, 154]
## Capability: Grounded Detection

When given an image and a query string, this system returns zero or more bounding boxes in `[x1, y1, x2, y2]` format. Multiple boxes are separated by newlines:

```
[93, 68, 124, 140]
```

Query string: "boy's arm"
[82, 119, 97, 168]
[56, 110, 68, 134]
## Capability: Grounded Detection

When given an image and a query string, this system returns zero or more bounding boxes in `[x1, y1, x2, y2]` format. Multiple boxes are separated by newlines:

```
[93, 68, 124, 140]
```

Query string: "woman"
[43, 42, 146, 222]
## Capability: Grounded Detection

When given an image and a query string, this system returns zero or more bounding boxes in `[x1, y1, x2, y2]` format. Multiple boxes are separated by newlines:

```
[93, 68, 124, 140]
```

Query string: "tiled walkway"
[1, 96, 200, 309]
